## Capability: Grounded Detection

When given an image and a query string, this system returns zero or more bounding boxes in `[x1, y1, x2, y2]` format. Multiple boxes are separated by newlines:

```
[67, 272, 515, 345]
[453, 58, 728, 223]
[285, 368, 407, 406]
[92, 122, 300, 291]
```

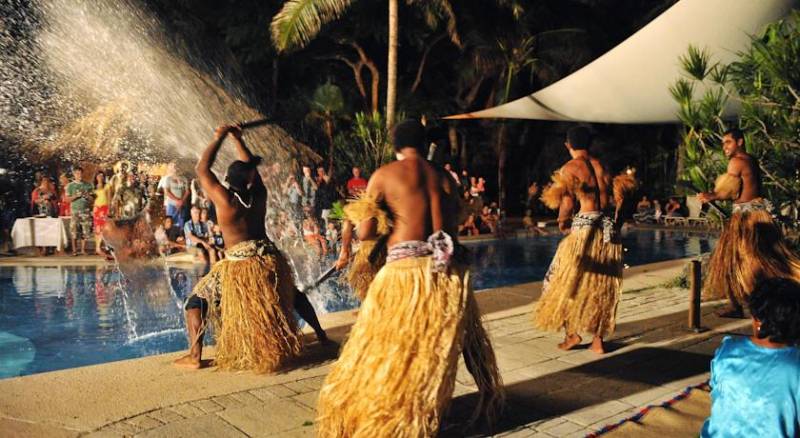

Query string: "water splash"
[1, 0, 354, 313]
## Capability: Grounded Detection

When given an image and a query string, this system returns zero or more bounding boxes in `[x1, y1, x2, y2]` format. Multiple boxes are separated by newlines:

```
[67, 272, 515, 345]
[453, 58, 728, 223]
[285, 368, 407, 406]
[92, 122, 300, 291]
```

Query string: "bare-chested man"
[698, 128, 800, 318]
[316, 120, 502, 436]
[533, 126, 626, 354]
[174, 125, 327, 371]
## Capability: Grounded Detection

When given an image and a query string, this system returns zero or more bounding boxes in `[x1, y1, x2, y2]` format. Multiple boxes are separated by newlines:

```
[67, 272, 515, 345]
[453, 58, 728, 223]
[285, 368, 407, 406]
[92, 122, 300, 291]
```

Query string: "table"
[10, 217, 72, 251]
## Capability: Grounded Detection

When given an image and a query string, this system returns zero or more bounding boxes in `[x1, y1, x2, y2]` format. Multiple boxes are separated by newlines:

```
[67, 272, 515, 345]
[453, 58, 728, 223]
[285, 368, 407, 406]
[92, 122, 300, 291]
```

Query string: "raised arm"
[229, 126, 265, 191]
[229, 126, 256, 163]
[196, 126, 232, 207]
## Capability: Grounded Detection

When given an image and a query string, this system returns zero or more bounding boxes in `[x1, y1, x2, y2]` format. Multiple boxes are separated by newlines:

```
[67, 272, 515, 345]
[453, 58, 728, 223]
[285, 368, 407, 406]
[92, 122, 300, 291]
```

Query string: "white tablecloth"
[11, 217, 71, 250]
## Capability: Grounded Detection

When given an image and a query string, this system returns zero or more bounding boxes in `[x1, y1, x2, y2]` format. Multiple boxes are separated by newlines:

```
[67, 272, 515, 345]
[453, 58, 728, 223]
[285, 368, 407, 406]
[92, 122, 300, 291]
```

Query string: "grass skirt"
[703, 208, 800, 304]
[316, 256, 503, 437]
[533, 225, 623, 337]
[344, 240, 384, 301]
[193, 240, 302, 373]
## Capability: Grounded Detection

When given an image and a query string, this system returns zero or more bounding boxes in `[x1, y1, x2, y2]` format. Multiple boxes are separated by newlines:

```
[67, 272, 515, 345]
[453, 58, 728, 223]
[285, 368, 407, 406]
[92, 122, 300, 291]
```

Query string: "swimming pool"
[0, 229, 715, 378]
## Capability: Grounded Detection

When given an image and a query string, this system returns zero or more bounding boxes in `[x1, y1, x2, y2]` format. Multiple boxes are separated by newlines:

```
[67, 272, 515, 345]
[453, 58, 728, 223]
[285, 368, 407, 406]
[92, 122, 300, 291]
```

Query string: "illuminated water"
[0, 230, 715, 379]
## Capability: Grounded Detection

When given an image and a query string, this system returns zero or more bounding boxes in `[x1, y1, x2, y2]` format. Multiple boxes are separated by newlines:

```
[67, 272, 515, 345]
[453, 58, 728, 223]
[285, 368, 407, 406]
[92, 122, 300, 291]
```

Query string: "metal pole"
[688, 259, 703, 331]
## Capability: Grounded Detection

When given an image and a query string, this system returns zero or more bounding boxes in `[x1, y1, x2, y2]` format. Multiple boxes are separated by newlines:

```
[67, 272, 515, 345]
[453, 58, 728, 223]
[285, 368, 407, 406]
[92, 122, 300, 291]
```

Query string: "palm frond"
[669, 78, 694, 106]
[679, 45, 712, 81]
[270, 0, 355, 53]
[408, 0, 461, 47]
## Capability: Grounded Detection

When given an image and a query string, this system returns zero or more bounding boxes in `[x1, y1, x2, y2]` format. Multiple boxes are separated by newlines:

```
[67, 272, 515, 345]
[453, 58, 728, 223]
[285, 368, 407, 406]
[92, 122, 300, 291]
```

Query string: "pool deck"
[0, 258, 745, 437]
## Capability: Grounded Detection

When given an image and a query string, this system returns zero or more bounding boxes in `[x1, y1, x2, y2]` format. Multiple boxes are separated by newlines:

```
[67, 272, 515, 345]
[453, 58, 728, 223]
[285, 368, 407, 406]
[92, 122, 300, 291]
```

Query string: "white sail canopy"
[446, 0, 796, 123]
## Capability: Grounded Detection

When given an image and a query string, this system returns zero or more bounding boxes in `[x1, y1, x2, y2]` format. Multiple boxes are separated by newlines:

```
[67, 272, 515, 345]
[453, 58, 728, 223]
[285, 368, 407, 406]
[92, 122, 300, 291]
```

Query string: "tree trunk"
[386, 0, 398, 129]
[447, 125, 458, 159]
[325, 119, 335, 176]
[496, 122, 508, 211]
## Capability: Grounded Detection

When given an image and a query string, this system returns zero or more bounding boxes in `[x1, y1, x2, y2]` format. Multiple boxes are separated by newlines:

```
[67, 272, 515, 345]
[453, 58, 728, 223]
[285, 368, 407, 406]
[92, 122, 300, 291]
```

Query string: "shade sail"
[446, 0, 796, 123]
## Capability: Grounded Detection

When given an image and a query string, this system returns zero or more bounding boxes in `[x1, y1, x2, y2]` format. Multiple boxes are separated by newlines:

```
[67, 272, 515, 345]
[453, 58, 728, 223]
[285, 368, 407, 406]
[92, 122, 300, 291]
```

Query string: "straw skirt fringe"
[703, 209, 800, 304]
[194, 252, 303, 373]
[533, 226, 623, 337]
[316, 256, 503, 437]
[344, 240, 383, 300]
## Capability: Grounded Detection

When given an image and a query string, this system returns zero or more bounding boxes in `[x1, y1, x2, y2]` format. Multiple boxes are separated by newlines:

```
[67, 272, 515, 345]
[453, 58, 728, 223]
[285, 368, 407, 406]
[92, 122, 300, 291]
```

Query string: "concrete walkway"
[0, 259, 746, 437]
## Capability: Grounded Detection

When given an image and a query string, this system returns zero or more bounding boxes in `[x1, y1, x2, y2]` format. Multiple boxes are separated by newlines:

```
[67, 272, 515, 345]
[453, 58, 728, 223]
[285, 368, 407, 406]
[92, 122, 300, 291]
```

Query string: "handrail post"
[688, 259, 705, 332]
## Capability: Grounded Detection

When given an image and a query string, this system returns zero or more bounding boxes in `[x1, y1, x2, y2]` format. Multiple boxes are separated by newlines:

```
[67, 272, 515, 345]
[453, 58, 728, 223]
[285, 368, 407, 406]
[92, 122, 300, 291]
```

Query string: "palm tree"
[308, 82, 346, 175]
[270, 0, 460, 129]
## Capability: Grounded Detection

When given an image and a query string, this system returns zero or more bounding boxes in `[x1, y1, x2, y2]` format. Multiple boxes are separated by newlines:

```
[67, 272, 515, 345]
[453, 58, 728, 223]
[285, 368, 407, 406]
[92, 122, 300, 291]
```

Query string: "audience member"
[460, 213, 479, 236]
[113, 173, 145, 219]
[58, 173, 71, 217]
[460, 170, 470, 191]
[93, 171, 110, 255]
[444, 163, 460, 186]
[208, 222, 225, 260]
[157, 216, 184, 255]
[666, 197, 683, 217]
[31, 176, 57, 218]
[314, 166, 336, 226]
[636, 195, 652, 214]
[302, 210, 327, 257]
[346, 166, 368, 198]
[301, 165, 317, 208]
[701, 278, 800, 438]
[325, 221, 339, 254]
[183, 206, 214, 264]
[158, 162, 189, 228]
[66, 167, 94, 256]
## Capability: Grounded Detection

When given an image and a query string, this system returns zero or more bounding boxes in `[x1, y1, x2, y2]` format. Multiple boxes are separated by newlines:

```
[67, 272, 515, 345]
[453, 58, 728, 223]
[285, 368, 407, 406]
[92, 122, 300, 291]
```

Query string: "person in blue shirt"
[184, 206, 214, 264]
[702, 277, 800, 437]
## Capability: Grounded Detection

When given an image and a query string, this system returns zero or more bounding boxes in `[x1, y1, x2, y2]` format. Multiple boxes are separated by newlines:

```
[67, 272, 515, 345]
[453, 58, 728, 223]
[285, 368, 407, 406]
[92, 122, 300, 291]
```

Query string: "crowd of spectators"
[3, 157, 506, 260]
[441, 163, 502, 237]
[633, 195, 686, 223]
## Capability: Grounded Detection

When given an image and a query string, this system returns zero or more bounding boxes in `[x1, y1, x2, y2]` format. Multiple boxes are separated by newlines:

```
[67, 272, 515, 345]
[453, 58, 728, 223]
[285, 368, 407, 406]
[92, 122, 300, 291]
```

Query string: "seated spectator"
[459, 213, 479, 236]
[207, 222, 225, 261]
[158, 216, 184, 255]
[701, 278, 800, 438]
[666, 197, 683, 217]
[522, 210, 535, 231]
[480, 205, 497, 234]
[302, 212, 327, 257]
[636, 195, 652, 214]
[653, 199, 663, 222]
[325, 221, 339, 254]
[183, 206, 215, 264]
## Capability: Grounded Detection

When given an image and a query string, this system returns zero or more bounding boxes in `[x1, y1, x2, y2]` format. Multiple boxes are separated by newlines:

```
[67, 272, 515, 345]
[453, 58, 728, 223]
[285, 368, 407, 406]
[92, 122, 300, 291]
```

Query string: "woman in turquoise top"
[702, 278, 800, 437]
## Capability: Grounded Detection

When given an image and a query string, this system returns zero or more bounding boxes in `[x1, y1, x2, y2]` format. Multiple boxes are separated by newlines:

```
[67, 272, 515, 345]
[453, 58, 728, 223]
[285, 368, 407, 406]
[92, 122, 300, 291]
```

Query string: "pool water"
[0, 229, 715, 378]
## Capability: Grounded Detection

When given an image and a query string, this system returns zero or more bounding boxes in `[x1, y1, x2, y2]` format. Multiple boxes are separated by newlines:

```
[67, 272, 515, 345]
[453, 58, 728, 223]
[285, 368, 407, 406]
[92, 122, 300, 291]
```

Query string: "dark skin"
[555, 142, 612, 354]
[698, 133, 760, 318]
[698, 133, 760, 204]
[335, 147, 460, 269]
[174, 125, 328, 370]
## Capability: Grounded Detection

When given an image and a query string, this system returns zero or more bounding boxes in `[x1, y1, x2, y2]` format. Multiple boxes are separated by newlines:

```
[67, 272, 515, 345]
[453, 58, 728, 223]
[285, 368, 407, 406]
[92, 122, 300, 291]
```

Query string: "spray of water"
[1, 0, 357, 316]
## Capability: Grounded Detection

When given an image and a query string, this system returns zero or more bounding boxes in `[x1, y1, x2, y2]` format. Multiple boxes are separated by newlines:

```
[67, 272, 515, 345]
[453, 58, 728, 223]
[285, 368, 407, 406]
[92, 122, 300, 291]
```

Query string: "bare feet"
[558, 333, 582, 350]
[589, 336, 605, 354]
[173, 354, 202, 369]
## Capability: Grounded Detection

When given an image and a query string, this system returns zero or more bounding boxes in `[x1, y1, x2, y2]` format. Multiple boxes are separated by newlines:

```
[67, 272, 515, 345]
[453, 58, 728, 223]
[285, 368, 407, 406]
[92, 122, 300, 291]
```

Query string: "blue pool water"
[0, 229, 715, 378]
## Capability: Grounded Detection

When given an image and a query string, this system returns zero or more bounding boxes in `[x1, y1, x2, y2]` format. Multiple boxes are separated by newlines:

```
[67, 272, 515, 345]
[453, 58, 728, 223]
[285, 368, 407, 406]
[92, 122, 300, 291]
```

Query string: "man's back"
[215, 184, 267, 247]
[371, 157, 456, 247]
[562, 157, 611, 213]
